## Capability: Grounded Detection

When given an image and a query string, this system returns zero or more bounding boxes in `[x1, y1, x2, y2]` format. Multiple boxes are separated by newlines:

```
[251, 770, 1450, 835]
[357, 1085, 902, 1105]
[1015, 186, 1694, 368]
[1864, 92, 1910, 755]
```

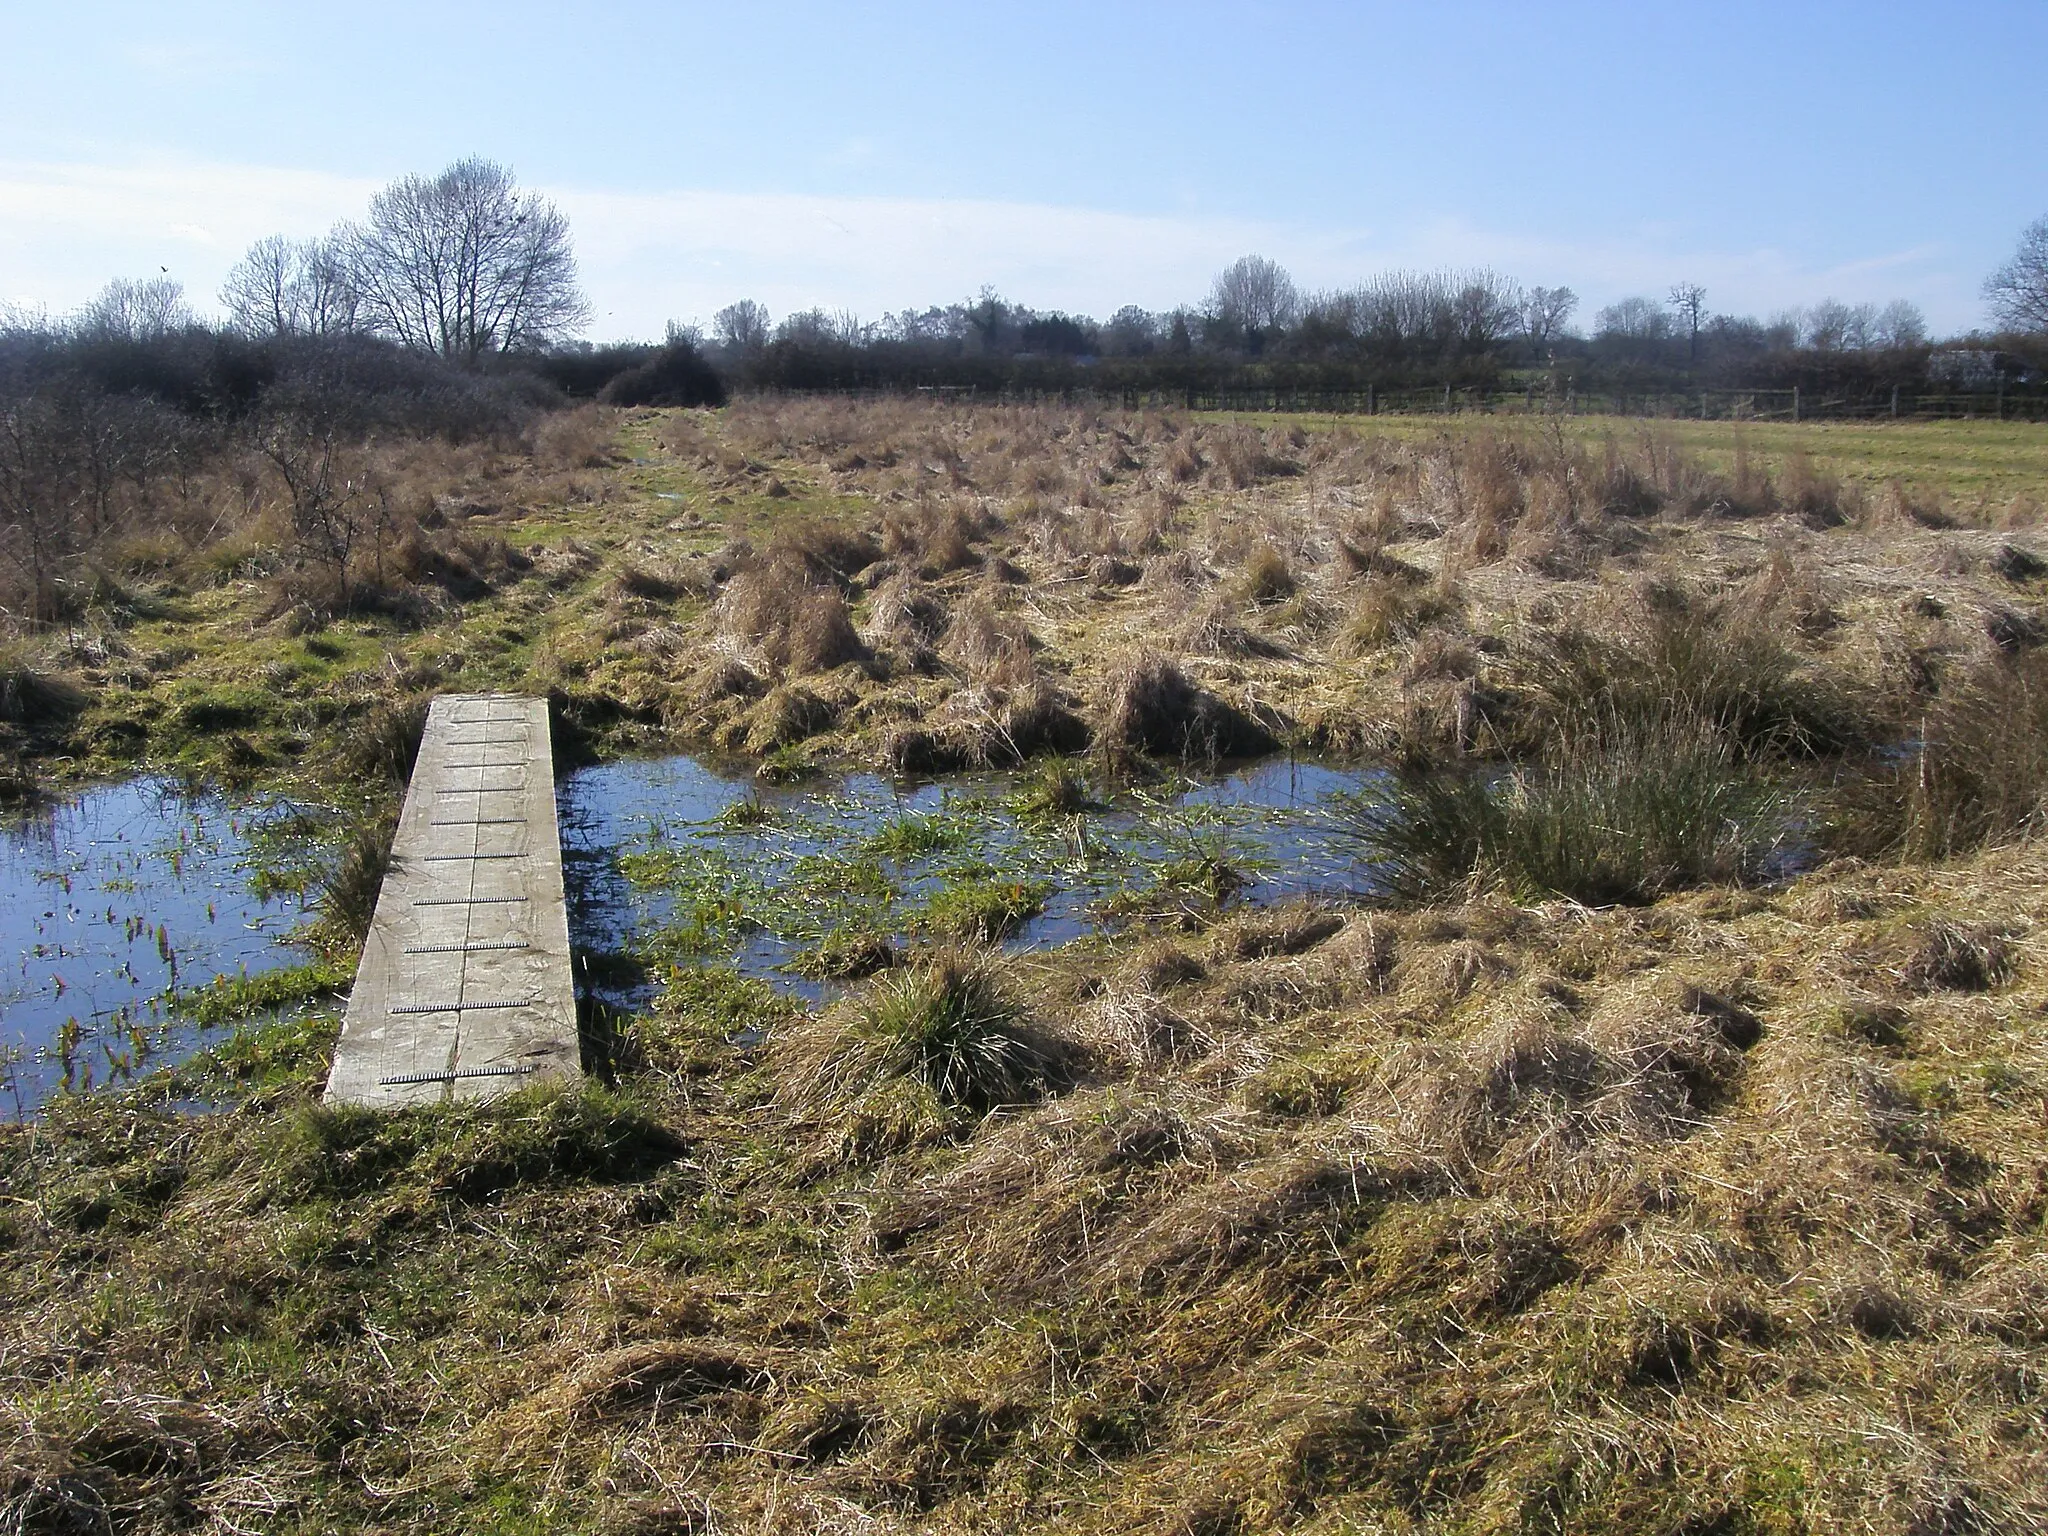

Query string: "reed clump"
[1343, 710, 1792, 905]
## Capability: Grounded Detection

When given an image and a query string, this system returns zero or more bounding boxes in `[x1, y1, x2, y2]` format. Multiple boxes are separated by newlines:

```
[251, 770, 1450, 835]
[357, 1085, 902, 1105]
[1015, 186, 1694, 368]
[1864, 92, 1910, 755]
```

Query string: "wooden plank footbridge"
[324, 695, 580, 1105]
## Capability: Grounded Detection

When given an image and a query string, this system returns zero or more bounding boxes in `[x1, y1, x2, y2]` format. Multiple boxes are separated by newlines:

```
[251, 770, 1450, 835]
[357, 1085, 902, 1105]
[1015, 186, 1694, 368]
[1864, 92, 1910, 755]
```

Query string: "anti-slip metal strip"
[378, 1064, 538, 1086]
[403, 940, 531, 954]
[389, 997, 537, 1015]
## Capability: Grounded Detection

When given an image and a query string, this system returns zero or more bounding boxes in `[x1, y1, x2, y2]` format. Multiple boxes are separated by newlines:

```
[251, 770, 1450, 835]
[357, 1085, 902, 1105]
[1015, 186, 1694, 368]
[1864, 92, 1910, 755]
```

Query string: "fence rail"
[752, 381, 2048, 424]
[1135, 384, 2048, 424]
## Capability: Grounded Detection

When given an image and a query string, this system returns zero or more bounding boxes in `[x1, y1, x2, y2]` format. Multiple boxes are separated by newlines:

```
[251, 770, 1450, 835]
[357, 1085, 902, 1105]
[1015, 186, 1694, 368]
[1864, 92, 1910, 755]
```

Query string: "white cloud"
[0, 155, 1988, 338]
[0, 158, 375, 313]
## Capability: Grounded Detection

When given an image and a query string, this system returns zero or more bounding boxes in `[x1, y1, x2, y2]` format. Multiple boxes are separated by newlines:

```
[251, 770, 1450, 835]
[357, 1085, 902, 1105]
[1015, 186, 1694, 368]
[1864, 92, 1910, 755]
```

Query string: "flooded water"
[0, 753, 1383, 1114]
[557, 754, 1383, 1013]
[0, 777, 331, 1113]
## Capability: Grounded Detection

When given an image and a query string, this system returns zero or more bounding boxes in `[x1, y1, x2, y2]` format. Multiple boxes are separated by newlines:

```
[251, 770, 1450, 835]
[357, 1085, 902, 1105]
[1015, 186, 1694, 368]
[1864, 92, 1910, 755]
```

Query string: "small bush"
[596, 338, 728, 408]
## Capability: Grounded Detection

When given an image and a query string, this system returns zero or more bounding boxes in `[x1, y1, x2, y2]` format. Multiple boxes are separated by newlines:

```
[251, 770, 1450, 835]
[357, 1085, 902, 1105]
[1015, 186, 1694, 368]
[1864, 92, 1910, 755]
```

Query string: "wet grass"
[167, 960, 350, 1027]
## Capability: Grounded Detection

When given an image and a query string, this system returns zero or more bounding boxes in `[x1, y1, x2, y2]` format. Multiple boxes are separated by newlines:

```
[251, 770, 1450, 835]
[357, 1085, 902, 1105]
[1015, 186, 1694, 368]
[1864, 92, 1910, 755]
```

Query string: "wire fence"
[756, 380, 2048, 424]
[1128, 384, 2048, 424]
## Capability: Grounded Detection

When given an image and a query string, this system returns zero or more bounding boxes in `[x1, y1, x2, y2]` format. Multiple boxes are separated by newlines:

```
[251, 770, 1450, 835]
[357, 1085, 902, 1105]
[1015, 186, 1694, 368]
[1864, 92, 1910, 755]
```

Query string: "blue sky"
[3, 0, 2042, 339]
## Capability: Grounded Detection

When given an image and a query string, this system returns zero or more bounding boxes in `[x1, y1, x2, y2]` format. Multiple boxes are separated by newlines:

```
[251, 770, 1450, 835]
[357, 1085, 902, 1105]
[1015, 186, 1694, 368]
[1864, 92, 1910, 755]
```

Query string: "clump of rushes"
[859, 812, 968, 861]
[311, 812, 398, 953]
[712, 792, 778, 830]
[1833, 649, 2048, 859]
[1343, 711, 1790, 906]
[1009, 756, 1093, 818]
[1098, 837, 1252, 927]
[346, 696, 430, 784]
[1511, 590, 1864, 756]
[1237, 541, 1298, 606]
[1093, 648, 1275, 767]
[756, 743, 815, 783]
[781, 949, 1062, 1117]
[917, 875, 1053, 943]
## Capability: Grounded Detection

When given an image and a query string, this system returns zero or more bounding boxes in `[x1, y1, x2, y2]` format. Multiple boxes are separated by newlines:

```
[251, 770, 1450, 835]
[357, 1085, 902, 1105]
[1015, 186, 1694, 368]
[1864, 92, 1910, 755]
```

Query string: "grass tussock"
[1345, 711, 1792, 904]
[716, 552, 868, 677]
[774, 950, 1070, 1137]
[1838, 648, 2048, 859]
[1094, 649, 1276, 767]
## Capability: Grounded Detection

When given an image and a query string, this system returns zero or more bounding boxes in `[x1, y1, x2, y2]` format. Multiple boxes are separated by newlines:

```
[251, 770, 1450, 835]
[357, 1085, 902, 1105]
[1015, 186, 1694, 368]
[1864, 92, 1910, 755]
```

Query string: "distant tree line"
[693, 255, 2046, 401]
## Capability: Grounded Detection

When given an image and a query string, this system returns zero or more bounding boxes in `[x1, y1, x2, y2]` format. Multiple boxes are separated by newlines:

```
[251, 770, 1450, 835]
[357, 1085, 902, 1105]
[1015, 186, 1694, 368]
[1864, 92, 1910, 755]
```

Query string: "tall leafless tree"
[342, 158, 590, 364]
[221, 234, 360, 338]
[714, 300, 771, 355]
[1521, 286, 1578, 352]
[1985, 216, 2048, 333]
[1668, 282, 1707, 366]
[1209, 255, 1299, 336]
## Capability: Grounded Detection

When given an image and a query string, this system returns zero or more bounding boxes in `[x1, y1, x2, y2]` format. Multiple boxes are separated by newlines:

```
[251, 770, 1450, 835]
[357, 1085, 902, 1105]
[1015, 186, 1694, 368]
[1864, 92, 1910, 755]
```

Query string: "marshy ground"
[3, 400, 2047, 1533]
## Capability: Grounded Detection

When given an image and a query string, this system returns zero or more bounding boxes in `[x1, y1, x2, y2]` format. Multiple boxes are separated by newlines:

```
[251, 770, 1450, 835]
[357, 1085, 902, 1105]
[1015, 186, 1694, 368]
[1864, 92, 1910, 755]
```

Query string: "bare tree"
[342, 158, 590, 364]
[1985, 216, 2048, 333]
[1521, 286, 1578, 351]
[221, 234, 359, 338]
[1209, 255, 1299, 336]
[1873, 299, 1928, 349]
[1452, 271, 1523, 349]
[714, 300, 771, 354]
[1803, 298, 1875, 352]
[1596, 296, 1674, 340]
[74, 277, 191, 342]
[1667, 282, 1707, 366]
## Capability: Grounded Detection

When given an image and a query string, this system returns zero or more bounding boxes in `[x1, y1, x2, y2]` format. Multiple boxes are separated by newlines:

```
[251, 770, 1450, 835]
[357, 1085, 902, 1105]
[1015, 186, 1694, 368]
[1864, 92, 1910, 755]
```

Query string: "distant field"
[1212, 410, 2048, 512]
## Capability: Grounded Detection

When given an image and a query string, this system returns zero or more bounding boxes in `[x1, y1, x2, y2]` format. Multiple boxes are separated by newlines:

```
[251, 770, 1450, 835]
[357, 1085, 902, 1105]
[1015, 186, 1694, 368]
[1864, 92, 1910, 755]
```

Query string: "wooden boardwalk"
[324, 695, 580, 1106]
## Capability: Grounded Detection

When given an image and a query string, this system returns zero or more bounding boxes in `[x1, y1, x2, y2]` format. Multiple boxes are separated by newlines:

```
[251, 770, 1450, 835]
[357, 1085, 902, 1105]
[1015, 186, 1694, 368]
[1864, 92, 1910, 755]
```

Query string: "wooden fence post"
[1792, 386, 1800, 423]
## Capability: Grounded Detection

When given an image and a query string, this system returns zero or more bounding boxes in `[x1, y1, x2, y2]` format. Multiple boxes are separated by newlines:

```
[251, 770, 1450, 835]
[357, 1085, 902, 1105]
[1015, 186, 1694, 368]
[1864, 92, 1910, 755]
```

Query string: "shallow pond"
[557, 754, 1383, 1013]
[0, 777, 331, 1112]
[0, 753, 1384, 1114]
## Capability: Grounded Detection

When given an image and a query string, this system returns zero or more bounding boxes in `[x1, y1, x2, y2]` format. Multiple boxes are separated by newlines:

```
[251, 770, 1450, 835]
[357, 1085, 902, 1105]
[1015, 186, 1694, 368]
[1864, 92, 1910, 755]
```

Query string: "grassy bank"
[3, 399, 2046, 1532]
[4, 848, 2045, 1531]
